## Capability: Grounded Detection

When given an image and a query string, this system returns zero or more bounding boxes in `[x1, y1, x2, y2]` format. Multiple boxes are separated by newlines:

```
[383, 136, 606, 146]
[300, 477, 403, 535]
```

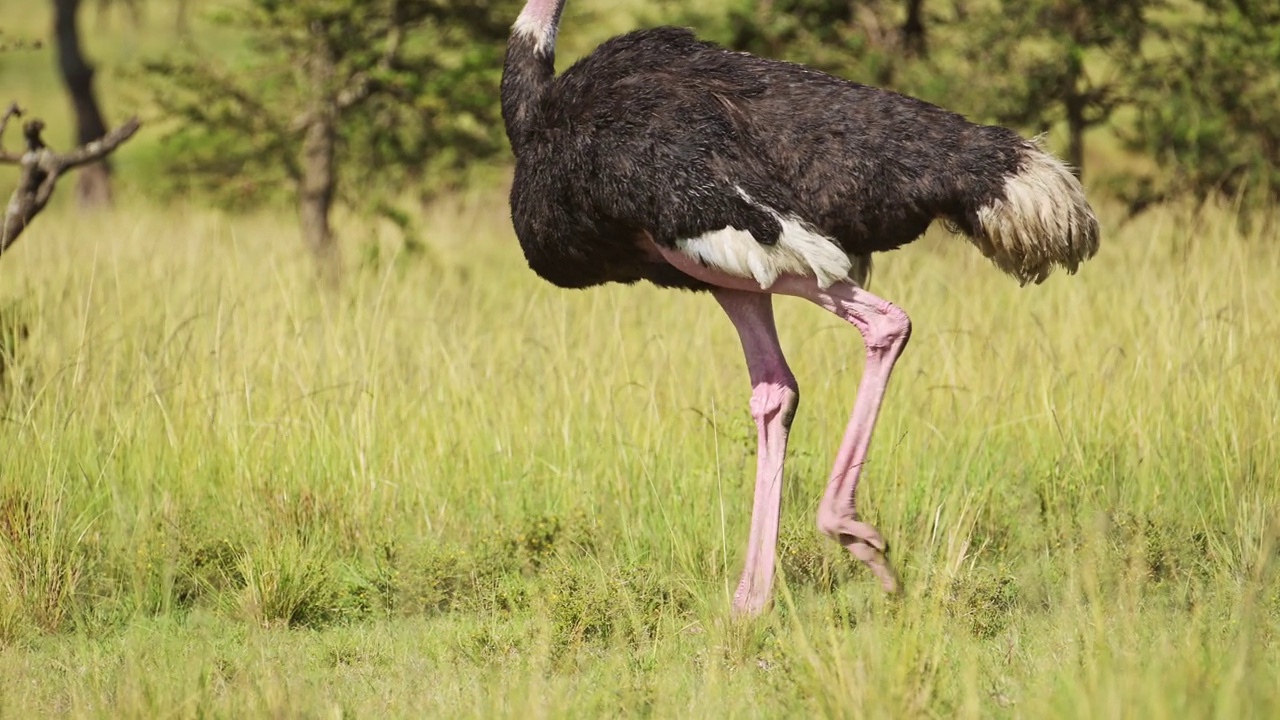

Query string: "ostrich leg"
[650, 241, 909, 594]
[713, 290, 798, 617]
[776, 278, 910, 592]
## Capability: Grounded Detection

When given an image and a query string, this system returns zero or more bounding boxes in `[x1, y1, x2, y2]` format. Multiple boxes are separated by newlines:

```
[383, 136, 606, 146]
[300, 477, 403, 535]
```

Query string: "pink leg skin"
[794, 279, 909, 592]
[713, 290, 799, 617]
[655, 244, 910, 598]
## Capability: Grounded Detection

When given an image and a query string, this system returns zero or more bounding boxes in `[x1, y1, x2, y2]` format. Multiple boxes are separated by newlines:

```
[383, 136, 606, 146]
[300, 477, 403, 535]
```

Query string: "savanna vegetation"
[0, 0, 1277, 717]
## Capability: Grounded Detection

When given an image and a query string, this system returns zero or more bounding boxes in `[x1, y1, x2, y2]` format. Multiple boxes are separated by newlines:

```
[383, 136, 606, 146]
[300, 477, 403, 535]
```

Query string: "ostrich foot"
[818, 512, 898, 593]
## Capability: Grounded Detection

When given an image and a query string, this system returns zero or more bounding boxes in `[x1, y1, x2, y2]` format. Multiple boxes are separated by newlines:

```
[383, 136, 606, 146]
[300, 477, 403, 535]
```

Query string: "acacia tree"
[1123, 0, 1280, 214]
[957, 0, 1157, 179]
[663, 0, 932, 88]
[146, 0, 516, 282]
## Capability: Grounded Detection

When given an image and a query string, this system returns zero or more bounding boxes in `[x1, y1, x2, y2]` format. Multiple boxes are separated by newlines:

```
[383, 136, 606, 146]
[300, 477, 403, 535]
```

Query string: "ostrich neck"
[514, 0, 566, 55]
[501, 0, 567, 154]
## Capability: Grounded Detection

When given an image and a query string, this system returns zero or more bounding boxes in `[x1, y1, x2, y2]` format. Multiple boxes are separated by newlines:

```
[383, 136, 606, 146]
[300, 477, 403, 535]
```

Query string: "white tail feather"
[971, 141, 1100, 285]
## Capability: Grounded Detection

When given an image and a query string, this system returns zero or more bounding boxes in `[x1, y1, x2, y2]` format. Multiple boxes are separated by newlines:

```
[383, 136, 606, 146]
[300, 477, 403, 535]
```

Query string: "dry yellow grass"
[0, 193, 1275, 717]
[0, 1, 1277, 715]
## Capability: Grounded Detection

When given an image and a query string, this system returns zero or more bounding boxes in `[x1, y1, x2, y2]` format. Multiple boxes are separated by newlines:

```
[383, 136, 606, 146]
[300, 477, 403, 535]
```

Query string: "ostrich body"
[502, 0, 1100, 616]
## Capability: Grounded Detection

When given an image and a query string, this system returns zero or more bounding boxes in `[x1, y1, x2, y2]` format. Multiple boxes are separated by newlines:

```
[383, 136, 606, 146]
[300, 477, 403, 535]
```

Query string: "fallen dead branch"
[0, 102, 141, 256]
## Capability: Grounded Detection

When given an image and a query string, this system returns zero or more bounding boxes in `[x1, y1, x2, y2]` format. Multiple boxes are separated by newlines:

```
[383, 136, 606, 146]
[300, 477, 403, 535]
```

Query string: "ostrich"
[501, 0, 1100, 617]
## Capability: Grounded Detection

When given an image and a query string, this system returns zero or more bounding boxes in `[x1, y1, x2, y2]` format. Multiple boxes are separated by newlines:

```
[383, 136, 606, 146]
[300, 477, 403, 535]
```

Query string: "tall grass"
[0, 195, 1274, 717]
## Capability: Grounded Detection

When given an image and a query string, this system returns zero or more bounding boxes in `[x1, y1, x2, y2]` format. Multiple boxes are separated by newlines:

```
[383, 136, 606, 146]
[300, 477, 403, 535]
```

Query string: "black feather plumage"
[502, 26, 1030, 291]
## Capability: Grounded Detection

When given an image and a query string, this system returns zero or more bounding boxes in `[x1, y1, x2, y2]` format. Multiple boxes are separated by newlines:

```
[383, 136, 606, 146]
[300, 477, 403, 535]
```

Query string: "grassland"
[1, 1, 1279, 717]
[0, 193, 1276, 718]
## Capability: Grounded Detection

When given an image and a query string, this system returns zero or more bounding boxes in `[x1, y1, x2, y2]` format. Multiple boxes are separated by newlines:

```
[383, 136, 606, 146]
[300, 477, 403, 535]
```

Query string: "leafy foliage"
[651, 0, 924, 89]
[132, 0, 1280, 220]
[955, 0, 1156, 174]
[1123, 0, 1280, 212]
[145, 0, 518, 209]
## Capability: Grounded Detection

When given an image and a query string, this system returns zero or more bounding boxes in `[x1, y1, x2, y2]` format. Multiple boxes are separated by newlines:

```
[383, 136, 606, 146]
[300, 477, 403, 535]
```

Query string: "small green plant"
[235, 538, 342, 629]
[946, 565, 1020, 640]
[176, 535, 243, 607]
[508, 514, 562, 570]
[545, 561, 692, 656]
[777, 524, 851, 592]
[0, 486, 92, 642]
[386, 513, 605, 616]
[1110, 511, 1215, 585]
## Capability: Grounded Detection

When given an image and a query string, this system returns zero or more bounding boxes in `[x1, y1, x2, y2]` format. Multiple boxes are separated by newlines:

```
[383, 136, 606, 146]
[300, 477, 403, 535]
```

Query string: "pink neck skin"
[514, 0, 565, 53]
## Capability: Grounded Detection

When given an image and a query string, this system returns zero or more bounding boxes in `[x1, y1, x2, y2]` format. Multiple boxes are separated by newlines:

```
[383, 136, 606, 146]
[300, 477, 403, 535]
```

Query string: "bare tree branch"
[334, 22, 404, 113]
[0, 102, 23, 164]
[35, 172, 60, 209]
[335, 72, 374, 111]
[56, 116, 141, 170]
[1, 109, 141, 257]
[289, 22, 404, 130]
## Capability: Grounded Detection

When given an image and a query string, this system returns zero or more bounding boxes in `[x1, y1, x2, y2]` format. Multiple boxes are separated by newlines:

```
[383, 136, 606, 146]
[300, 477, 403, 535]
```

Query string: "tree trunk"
[176, 0, 190, 36]
[1063, 46, 1087, 180]
[297, 34, 341, 285]
[1065, 95, 1085, 180]
[299, 118, 340, 284]
[902, 0, 927, 57]
[53, 0, 113, 208]
[1064, 65, 1086, 180]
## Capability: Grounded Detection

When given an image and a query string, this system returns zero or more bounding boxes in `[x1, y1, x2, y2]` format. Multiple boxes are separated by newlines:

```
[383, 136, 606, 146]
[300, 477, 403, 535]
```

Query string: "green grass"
[1, 1, 1278, 716]
[0, 193, 1276, 718]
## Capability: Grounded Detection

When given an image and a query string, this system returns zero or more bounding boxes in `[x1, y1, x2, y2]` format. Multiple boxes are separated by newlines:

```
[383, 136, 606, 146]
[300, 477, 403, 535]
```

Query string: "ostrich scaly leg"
[651, 241, 909, 593]
[773, 277, 910, 591]
[713, 289, 798, 617]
